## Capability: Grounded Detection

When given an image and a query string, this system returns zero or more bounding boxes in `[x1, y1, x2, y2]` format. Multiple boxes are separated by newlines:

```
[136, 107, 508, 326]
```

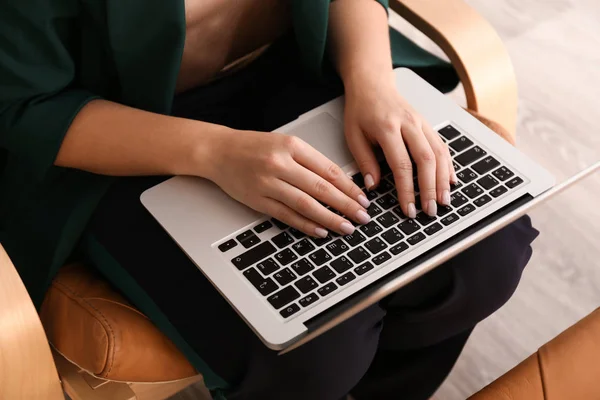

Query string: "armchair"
[0, 1, 520, 398]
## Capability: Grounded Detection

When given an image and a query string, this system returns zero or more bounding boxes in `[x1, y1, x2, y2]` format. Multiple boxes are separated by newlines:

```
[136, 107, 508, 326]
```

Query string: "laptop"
[141, 68, 596, 353]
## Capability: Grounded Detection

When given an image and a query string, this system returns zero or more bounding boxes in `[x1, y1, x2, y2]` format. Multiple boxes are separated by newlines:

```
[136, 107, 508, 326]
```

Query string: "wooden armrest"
[0, 244, 64, 400]
[390, 0, 518, 140]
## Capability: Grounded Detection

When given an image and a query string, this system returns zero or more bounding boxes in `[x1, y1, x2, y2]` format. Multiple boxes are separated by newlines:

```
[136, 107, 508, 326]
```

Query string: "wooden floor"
[173, 1, 600, 399]
[390, 0, 600, 398]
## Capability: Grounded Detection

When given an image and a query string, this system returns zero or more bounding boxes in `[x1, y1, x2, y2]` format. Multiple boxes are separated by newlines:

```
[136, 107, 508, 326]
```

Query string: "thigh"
[378, 215, 539, 350]
[86, 176, 386, 400]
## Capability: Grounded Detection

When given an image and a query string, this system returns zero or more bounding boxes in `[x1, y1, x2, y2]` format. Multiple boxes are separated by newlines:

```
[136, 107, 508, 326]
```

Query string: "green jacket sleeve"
[0, 1, 99, 181]
[291, 0, 389, 78]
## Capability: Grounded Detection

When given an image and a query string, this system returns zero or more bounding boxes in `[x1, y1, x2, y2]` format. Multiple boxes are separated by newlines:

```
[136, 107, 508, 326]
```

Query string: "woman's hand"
[204, 129, 372, 238]
[343, 72, 457, 218]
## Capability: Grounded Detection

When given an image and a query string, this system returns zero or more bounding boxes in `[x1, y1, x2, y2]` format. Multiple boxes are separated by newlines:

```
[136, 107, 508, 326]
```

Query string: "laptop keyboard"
[218, 125, 526, 319]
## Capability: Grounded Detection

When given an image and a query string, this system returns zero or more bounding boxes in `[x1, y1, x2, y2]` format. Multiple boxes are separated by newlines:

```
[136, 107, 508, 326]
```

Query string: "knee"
[240, 305, 385, 400]
[456, 215, 539, 317]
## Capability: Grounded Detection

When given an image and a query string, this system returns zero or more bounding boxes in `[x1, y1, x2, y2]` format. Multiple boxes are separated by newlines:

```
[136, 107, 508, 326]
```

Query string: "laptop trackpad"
[285, 113, 354, 169]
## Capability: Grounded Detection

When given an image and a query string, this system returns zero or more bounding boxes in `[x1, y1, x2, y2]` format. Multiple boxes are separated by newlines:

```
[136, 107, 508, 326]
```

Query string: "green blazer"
[0, 0, 456, 393]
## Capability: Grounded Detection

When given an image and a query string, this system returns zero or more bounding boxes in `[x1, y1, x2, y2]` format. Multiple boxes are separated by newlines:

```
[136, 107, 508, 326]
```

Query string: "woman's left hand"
[343, 71, 457, 218]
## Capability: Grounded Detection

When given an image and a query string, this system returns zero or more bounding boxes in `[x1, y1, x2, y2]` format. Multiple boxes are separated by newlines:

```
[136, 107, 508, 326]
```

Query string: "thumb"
[345, 126, 381, 191]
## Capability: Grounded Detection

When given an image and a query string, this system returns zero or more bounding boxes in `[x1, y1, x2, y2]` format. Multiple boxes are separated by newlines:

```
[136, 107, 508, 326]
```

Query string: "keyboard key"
[232, 242, 277, 270]
[457, 204, 476, 216]
[318, 282, 338, 297]
[292, 238, 315, 256]
[407, 232, 427, 246]
[360, 221, 384, 237]
[366, 203, 383, 218]
[272, 232, 294, 249]
[390, 242, 409, 255]
[274, 248, 298, 265]
[257, 258, 279, 275]
[414, 195, 422, 210]
[288, 228, 306, 239]
[449, 136, 473, 152]
[377, 212, 400, 228]
[437, 205, 452, 217]
[273, 268, 296, 286]
[236, 230, 255, 243]
[424, 222, 443, 236]
[438, 125, 461, 140]
[472, 156, 500, 175]
[474, 194, 492, 207]
[343, 231, 367, 247]
[375, 179, 394, 195]
[381, 227, 404, 244]
[236, 230, 261, 248]
[309, 249, 331, 266]
[490, 185, 508, 198]
[352, 172, 365, 188]
[372, 251, 392, 265]
[243, 268, 278, 296]
[462, 183, 484, 199]
[347, 247, 370, 263]
[399, 219, 420, 235]
[354, 262, 374, 276]
[492, 166, 515, 181]
[254, 221, 273, 234]
[365, 190, 379, 201]
[290, 259, 315, 276]
[299, 293, 319, 307]
[457, 168, 478, 183]
[311, 235, 333, 247]
[450, 181, 463, 192]
[326, 240, 349, 257]
[218, 239, 237, 253]
[392, 206, 407, 219]
[268, 286, 300, 309]
[365, 237, 388, 254]
[376, 194, 398, 210]
[477, 175, 499, 190]
[336, 272, 356, 286]
[280, 303, 300, 318]
[451, 192, 468, 208]
[441, 213, 459, 226]
[416, 212, 437, 226]
[453, 161, 461, 171]
[506, 176, 524, 189]
[295, 275, 318, 294]
[313, 266, 336, 283]
[331, 256, 354, 274]
[455, 146, 487, 166]
[271, 218, 289, 230]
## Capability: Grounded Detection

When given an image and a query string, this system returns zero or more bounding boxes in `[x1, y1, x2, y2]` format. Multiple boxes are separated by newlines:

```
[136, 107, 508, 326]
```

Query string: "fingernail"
[315, 227, 328, 238]
[452, 171, 458, 183]
[364, 174, 375, 190]
[358, 194, 370, 209]
[407, 202, 417, 219]
[356, 210, 371, 225]
[442, 190, 451, 206]
[340, 222, 355, 235]
[426, 199, 437, 217]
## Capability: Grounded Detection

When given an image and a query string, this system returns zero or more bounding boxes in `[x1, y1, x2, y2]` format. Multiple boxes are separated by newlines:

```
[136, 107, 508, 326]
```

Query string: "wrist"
[342, 64, 396, 96]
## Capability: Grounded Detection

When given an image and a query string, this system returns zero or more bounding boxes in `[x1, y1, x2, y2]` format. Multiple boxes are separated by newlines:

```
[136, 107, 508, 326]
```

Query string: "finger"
[377, 130, 417, 219]
[289, 135, 371, 208]
[344, 124, 380, 191]
[260, 197, 329, 238]
[270, 180, 357, 236]
[448, 155, 458, 184]
[401, 122, 438, 216]
[282, 164, 371, 226]
[423, 123, 451, 206]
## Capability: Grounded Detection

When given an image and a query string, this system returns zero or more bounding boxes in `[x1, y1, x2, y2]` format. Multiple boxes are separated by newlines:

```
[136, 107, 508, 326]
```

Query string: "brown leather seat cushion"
[38, 112, 510, 384]
[469, 307, 600, 399]
[40, 264, 197, 383]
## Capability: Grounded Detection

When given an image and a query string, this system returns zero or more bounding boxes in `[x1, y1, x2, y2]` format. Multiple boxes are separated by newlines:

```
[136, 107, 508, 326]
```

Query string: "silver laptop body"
[141, 68, 560, 351]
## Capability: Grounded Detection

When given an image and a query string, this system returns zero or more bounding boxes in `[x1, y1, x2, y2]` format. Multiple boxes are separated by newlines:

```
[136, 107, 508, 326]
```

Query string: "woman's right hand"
[204, 129, 372, 238]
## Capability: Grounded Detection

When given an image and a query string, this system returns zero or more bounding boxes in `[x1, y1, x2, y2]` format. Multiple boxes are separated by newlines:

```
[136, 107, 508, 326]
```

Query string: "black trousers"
[86, 41, 539, 400]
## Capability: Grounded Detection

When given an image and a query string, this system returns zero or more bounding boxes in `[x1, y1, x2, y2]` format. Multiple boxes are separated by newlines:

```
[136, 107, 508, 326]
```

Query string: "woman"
[0, 0, 538, 399]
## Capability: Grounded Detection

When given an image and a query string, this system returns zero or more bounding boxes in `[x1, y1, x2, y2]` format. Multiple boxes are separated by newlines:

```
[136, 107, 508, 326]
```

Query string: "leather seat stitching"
[51, 280, 117, 377]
